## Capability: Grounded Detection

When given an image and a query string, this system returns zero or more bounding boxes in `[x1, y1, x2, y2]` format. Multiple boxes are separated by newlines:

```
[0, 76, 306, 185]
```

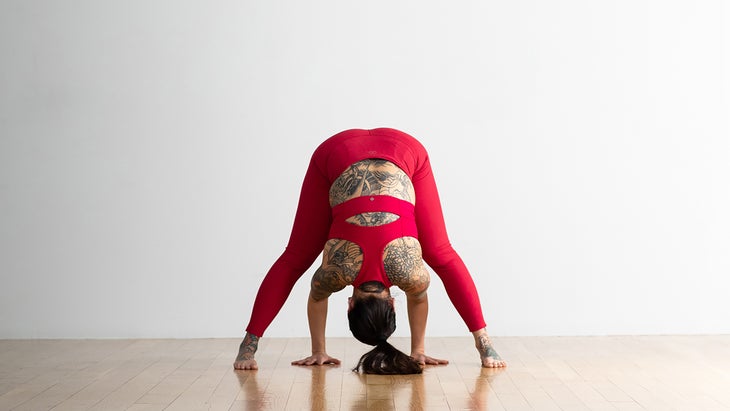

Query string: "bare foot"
[474, 330, 507, 368]
[234, 356, 258, 370]
[233, 333, 260, 370]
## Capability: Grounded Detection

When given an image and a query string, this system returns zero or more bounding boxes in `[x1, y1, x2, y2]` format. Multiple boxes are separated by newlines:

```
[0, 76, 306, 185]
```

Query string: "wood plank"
[0, 335, 729, 410]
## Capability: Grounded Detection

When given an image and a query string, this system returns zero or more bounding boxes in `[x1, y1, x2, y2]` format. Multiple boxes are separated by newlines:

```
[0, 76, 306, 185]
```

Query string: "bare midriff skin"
[234, 159, 506, 370]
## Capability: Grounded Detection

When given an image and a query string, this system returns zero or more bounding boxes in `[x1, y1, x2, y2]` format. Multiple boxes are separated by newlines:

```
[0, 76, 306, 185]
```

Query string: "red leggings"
[245, 128, 486, 336]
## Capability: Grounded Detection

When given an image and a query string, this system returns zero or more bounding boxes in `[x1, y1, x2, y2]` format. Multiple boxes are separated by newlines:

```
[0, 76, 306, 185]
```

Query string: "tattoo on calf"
[237, 333, 259, 361]
[477, 335, 503, 361]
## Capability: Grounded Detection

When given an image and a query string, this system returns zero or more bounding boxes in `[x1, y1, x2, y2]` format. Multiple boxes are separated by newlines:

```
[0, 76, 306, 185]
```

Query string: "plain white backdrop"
[1, 1, 728, 339]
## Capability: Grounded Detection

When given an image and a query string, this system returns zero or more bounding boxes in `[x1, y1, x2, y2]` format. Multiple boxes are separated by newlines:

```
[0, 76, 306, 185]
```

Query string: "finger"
[429, 356, 448, 364]
[293, 358, 313, 366]
[425, 356, 448, 365]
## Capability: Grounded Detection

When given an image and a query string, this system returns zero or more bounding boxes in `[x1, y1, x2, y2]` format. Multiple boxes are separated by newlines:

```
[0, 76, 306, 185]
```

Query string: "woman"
[234, 128, 506, 373]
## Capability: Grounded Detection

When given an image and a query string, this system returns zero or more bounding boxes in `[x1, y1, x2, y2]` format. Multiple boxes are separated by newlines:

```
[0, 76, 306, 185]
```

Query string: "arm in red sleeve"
[413, 155, 487, 332]
[245, 155, 332, 337]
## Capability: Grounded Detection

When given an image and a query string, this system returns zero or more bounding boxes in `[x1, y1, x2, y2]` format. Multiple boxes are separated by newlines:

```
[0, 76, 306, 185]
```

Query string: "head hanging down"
[348, 281, 423, 374]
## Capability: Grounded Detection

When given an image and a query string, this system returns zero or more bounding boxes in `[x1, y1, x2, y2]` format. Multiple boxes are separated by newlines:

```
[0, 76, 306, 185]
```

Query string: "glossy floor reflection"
[1, 336, 729, 410]
[231, 350, 505, 410]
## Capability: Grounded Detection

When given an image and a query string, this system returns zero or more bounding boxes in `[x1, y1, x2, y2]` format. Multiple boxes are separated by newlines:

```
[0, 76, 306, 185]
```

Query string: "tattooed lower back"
[329, 159, 415, 207]
[345, 212, 400, 226]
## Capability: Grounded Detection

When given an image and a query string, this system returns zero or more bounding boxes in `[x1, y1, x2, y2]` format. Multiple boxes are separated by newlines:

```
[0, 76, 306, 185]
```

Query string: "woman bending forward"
[234, 128, 506, 373]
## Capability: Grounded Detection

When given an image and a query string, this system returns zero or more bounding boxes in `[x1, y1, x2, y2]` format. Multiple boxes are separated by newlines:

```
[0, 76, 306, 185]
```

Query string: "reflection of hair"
[348, 296, 422, 374]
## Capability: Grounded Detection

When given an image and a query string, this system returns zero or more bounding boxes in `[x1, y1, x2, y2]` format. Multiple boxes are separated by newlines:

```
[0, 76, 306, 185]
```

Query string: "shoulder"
[309, 238, 363, 300]
[383, 237, 430, 297]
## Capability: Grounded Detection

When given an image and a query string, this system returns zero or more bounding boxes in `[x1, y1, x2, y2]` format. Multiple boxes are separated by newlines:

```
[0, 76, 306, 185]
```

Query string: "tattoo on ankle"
[237, 333, 259, 361]
[477, 335, 502, 360]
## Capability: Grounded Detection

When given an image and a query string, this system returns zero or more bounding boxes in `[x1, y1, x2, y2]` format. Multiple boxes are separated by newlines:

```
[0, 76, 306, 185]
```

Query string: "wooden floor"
[1, 336, 729, 410]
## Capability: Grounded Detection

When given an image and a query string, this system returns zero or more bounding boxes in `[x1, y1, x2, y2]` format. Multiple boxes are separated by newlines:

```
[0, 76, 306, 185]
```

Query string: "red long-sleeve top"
[245, 128, 486, 336]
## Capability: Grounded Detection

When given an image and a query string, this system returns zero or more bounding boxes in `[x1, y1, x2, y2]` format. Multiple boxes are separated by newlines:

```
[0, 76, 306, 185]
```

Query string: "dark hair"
[348, 296, 423, 374]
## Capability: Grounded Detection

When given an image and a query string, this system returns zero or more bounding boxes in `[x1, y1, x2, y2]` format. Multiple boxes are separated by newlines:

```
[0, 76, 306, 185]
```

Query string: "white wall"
[1, 0, 728, 339]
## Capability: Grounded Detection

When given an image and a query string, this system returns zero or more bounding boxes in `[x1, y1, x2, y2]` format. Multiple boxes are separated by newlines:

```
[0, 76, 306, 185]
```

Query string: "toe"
[482, 357, 507, 368]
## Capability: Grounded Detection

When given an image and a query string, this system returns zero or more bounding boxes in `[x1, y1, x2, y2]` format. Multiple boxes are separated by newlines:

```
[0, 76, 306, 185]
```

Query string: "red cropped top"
[245, 128, 486, 336]
[329, 194, 419, 289]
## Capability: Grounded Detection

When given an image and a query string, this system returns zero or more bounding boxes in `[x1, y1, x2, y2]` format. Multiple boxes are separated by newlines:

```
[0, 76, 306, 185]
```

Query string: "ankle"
[473, 330, 496, 350]
[471, 327, 488, 342]
[240, 333, 260, 355]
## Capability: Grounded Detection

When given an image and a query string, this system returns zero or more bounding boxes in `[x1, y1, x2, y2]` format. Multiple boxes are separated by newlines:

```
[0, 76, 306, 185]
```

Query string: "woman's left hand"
[411, 352, 449, 366]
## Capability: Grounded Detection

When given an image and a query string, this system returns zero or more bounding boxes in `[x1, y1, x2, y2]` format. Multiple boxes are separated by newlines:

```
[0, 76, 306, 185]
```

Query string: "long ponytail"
[353, 340, 423, 374]
[348, 296, 423, 374]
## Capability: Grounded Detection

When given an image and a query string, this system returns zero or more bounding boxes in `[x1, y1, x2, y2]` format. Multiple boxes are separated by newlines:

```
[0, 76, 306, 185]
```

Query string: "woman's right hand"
[291, 352, 341, 366]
